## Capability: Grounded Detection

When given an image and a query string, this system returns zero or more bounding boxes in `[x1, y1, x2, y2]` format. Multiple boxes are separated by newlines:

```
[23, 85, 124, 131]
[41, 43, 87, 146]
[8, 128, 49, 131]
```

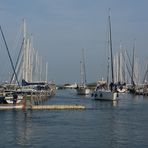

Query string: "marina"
[0, 19, 56, 107]
[0, 1, 148, 148]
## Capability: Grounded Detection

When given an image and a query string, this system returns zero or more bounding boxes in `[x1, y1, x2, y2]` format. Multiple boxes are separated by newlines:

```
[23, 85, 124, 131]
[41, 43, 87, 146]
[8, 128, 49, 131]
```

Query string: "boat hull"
[93, 90, 118, 101]
[5, 95, 23, 104]
[76, 87, 91, 95]
[117, 88, 126, 93]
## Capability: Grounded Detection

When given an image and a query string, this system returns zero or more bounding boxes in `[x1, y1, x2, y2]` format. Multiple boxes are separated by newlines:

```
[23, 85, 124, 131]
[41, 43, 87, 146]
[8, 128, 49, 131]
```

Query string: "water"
[0, 89, 148, 148]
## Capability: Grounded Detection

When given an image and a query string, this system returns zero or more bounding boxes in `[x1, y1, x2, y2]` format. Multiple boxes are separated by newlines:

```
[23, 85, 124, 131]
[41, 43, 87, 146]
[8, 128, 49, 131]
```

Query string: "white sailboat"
[76, 86, 91, 95]
[93, 10, 118, 101]
[76, 49, 91, 95]
[93, 89, 118, 101]
[114, 50, 127, 93]
[4, 92, 23, 104]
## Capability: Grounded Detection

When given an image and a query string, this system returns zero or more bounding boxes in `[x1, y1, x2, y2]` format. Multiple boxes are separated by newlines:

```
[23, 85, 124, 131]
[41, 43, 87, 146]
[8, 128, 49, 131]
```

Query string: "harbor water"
[0, 89, 148, 148]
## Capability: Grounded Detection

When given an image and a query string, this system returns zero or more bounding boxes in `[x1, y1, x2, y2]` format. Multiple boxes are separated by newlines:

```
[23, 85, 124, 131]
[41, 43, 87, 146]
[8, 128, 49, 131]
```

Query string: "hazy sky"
[0, 0, 148, 84]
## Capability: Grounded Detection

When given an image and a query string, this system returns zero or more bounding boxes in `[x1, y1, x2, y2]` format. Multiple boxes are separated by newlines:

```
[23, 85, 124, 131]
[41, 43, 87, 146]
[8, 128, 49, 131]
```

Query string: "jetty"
[32, 105, 85, 110]
[0, 104, 85, 110]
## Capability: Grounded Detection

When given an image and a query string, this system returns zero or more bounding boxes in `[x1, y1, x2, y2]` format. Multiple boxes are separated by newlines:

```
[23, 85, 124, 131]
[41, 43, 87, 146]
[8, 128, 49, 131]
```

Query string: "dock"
[0, 104, 85, 110]
[0, 105, 23, 109]
[32, 105, 85, 110]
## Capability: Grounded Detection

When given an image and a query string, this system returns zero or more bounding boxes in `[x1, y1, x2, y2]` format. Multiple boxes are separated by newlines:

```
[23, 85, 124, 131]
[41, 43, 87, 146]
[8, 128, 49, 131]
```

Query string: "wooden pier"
[32, 105, 85, 110]
[0, 104, 85, 110]
[0, 105, 23, 109]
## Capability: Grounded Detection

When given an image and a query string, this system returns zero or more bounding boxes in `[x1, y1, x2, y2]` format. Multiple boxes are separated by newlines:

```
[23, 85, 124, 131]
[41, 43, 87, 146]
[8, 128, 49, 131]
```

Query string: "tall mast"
[108, 9, 114, 83]
[82, 48, 87, 85]
[39, 56, 42, 81]
[80, 48, 87, 86]
[107, 53, 110, 89]
[30, 35, 34, 82]
[22, 18, 26, 80]
[46, 62, 48, 82]
[131, 40, 135, 86]
[26, 38, 30, 81]
[35, 51, 39, 81]
[122, 50, 126, 83]
[80, 61, 83, 85]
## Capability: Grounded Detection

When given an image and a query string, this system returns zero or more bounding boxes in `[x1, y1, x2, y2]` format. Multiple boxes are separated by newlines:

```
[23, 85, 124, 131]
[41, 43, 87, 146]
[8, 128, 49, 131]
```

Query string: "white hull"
[76, 87, 91, 95]
[5, 99, 22, 104]
[93, 90, 118, 101]
[5, 96, 23, 104]
[117, 88, 126, 93]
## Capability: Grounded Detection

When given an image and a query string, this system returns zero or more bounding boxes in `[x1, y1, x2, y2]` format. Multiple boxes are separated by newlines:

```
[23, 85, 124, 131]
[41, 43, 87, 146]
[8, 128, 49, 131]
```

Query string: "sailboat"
[0, 20, 56, 105]
[92, 10, 118, 101]
[76, 49, 91, 95]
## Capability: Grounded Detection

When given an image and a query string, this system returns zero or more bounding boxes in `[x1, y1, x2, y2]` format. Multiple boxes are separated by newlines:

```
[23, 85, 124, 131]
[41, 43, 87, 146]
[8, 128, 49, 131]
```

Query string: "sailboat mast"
[108, 9, 114, 83]
[80, 60, 83, 85]
[80, 48, 87, 86]
[107, 54, 110, 89]
[46, 62, 48, 82]
[82, 48, 87, 85]
[131, 41, 135, 86]
[22, 18, 26, 81]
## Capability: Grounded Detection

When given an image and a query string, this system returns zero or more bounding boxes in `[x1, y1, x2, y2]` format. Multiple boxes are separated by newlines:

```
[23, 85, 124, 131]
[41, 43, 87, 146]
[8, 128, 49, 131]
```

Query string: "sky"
[0, 0, 148, 84]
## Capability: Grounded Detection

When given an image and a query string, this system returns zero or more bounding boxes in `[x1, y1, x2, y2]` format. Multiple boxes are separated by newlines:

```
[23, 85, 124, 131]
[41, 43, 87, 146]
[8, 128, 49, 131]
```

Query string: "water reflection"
[14, 110, 33, 147]
[91, 99, 118, 109]
[1, 90, 148, 148]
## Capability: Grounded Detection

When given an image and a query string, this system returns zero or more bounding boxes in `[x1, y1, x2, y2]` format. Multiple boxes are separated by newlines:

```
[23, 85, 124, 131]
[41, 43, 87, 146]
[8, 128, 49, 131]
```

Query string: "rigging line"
[10, 38, 24, 84]
[143, 64, 148, 83]
[125, 49, 132, 70]
[125, 49, 136, 84]
[122, 50, 132, 81]
[0, 25, 20, 86]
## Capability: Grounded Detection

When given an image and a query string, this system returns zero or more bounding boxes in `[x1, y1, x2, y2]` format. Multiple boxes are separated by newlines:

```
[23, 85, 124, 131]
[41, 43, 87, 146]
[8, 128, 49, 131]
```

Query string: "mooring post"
[22, 94, 26, 111]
